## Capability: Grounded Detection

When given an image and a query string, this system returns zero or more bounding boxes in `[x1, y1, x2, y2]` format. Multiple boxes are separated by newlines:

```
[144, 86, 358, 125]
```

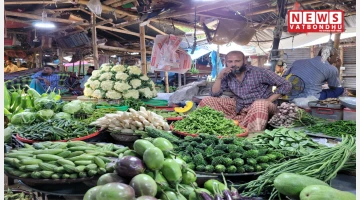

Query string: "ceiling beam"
[97, 25, 155, 40]
[151, 19, 202, 30]
[113, 19, 141, 28]
[5, 17, 33, 25]
[147, 23, 166, 35]
[197, 11, 246, 21]
[98, 45, 152, 54]
[101, 30, 126, 40]
[246, 0, 322, 16]
[5, 11, 90, 25]
[46, 22, 86, 34]
[152, 0, 247, 20]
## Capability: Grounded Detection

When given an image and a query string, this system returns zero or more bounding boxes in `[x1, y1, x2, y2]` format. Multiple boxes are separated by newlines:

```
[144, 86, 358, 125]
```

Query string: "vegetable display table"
[19, 181, 91, 200]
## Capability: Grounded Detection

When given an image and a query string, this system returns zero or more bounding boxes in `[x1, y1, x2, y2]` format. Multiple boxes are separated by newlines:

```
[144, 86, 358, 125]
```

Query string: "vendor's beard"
[41, 72, 49, 76]
[232, 65, 246, 74]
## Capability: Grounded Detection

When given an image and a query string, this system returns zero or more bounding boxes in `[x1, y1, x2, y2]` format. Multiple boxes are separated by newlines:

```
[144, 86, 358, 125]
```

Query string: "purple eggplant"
[223, 190, 233, 200]
[200, 192, 213, 200]
[214, 194, 223, 200]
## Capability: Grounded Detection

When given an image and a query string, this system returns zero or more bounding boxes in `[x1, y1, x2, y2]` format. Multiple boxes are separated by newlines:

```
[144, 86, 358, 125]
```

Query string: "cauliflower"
[140, 75, 149, 81]
[91, 70, 101, 79]
[99, 72, 113, 81]
[115, 72, 129, 81]
[100, 80, 114, 91]
[152, 89, 158, 97]
[84, 87, 94, 97]
[105, 90, 122, 99]
[89, 80, 101, 90]
[100, 64, 111, 72]
[150, 81, 156, 89]
[114, 82, 131, 92]
[111, 65, 126, 72]
[123, 90, 140, 99]
[92, 89, 104, 99]
[139, 87, 153, 98]
[130, 79, 142, 89]
[128, 66, 142, 75]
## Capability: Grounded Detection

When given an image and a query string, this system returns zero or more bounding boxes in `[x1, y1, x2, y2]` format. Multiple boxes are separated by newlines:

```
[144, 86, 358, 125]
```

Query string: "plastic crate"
[343, 108, 356, 121]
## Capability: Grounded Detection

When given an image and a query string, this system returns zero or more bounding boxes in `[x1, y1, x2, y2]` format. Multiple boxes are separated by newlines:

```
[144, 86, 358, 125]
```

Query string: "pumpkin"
[174, 101, 194, 113]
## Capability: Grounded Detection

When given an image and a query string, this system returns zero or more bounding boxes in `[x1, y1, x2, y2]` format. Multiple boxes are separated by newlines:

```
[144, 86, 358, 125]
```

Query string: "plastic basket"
[170, 125, 248, 138]
[96, 105, 129, 111]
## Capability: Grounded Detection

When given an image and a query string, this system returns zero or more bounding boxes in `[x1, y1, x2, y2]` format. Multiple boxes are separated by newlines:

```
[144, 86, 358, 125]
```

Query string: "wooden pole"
[339, 46, 344, 80]
[91, 13, 99, 69]
[165, 71, 169, 93]
[334, 33, 341, 49]
[147, 23, 166, 35]
[177, 73, 182, 87]
[310, 46, 315, 58]
[5, 11, 89, 25]
[79, 60, 82, 76]
[58, 49, 65, 72]
[139, 25, 147, 74]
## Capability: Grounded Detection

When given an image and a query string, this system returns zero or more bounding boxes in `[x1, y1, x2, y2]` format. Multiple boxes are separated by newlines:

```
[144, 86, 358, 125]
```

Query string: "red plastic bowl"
[15, 130, 101, 144]
[170, 125, 248, 138]
[166, 117, 183, 121]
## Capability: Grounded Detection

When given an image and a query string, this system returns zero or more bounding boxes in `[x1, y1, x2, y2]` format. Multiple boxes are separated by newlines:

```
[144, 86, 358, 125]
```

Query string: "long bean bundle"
[241, 135, 356, 199]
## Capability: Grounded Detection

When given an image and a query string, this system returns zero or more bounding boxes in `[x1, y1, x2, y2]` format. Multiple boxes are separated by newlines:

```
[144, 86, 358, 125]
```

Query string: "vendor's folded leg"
[29, 79, 46, 95]
[198, 97, 237, 119]
[319, 87, 345, 100]
[234, 100, 277, 133]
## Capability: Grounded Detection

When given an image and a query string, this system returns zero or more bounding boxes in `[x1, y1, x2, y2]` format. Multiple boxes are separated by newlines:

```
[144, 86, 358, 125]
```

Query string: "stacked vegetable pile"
[241, 135, 356, 199]
[90, 107, 170, 132]
[251, 128, 322, 157]
[306, 120, 356, 137]
[269, 102, 324, 127]
[173, 134, 285, 173]
[96, 98, 146, 111]
[172, 106, 244, 136]
[5, 189, 32, 200]
[83, 64, 158, 100]
[4, 141, 127, 179]
[150, 109, 184, 119]
[84, 138, 243, 200]
[14, 119, 97, 141]
[273, 173, 355, 200]
[80, 107, 118, 125]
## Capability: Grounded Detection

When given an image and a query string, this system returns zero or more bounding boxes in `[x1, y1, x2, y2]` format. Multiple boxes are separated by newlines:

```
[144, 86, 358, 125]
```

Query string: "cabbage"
[81, 102, 95, 114]
[4, 127, 13, 143]
[34, 97, 57, 110]
[10, 111, 37, 125]
[62, 101, 82, 114]
[37, 109, 55, 121]
[54, 112, 72, 120]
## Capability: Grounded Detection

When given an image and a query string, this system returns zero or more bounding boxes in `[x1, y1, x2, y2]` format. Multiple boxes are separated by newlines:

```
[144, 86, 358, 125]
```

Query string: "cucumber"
[24, 165, 40, 172]
[49, 142, 68, 149]
[48, 161, 59, 165]
[31, 171, 41, 179]
[17, 148, 35, 152]
[54, 167, 65, 173]
[69, 174, 78, 179]
[36, 154, 63, 161]
[63, 165, 79, 173]
[98, 168, 106, 175]
[75, 160, 94, 166]
[39, 163, 58, 171]
[4, 157, 17, 165]
[12, 158, 22, 169]
[98, 156, 112, 163]
[6, 152, 32, 158]
[76, 166, 86, 172]
[24, 144, 34, 149]
[85, 164, 98, 171]
[62, 174, 70, 179]
[88, 170, 97, 177]
[68, 147, 96, 152]
[67, 141, 88, 147]
[67, 151, 84, 158]
[69, 155, 95, 161]
[51, 174, 61, 179]
[33, 143, 45, 149]
[40, 171, 55, 179]
[79, 172, 87, 178]
[33, 149, 63, 155]
[103, 151, 118, 157]
[57, 159, 76, 166]
[300, 185, 356, 200]
[19, 166, 26, 171]
[94, 157, 106, 168]
[57, 151, 71, 158]
[10, 170, 24, 177]
[19, 173, 31, 178]
[21, 158, 43, 165]
[4, 166, 15, 173]
[115, 147, 129, 154]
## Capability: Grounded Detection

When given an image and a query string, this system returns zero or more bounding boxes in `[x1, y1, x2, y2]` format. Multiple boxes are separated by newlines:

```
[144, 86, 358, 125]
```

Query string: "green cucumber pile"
[173, 134, 285, 173]
[173, 106, 244, 136]
[4, 141, 127, 179]
[251, 128, 322, 157]
[13, 119, 97, 141]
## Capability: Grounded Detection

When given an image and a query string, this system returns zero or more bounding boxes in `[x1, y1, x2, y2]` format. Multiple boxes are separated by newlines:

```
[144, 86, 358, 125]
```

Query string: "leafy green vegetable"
[54, 112, 72, 120]
[10, 111, 37, 125]
[37, 109, 54, 120]
[80, 102, 95, 114]
[4, 127, 13, 143]
[62, 101, 82, 114]
[34, 97, 57, 110]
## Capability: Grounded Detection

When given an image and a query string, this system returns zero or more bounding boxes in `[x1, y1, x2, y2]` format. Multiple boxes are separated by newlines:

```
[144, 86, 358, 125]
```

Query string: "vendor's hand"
[218, 67, 233, 79]
[44, 79, 50, 86]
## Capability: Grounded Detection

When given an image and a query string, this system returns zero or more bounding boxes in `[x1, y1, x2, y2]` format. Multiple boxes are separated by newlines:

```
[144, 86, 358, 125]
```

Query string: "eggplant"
[223, 190, 233, 200]
[115, 156, 145, 178]
[200, 192, 213, 200]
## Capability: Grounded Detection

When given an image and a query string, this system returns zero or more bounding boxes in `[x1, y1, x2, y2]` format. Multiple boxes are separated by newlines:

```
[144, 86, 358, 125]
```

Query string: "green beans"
[240, 135, 356, 199]
[306, 120, 356, 137]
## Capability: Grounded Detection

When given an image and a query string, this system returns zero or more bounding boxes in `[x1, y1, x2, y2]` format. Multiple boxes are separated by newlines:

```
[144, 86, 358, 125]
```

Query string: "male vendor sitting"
[284, 47, 344, 100]
[30, 65, 60, 95]
[199, 51, 292, 132]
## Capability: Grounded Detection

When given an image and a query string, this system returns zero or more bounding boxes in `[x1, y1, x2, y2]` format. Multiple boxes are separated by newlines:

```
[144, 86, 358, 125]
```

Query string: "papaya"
[300, 185, 356, 200]
[274, 173, 328, 199]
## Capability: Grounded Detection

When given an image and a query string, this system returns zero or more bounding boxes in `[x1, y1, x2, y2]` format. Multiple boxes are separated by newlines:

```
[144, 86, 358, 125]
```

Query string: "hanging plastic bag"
[87, 0, 102, 16]
[150, 35, 183, 71]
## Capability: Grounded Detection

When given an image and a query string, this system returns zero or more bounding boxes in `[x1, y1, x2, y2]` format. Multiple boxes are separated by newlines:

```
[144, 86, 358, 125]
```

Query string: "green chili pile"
[172, 106, 244, 136]
[306, 120, 356, 137]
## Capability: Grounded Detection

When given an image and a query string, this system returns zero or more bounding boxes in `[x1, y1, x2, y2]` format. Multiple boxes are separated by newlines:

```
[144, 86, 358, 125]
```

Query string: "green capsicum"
[4, 83, 11, 110]
[13, 105, 24, 115]
[25, 96, 34, 109]
[20, 92, 27, 109]
[25, 85, 41, 99]
[54, 89, 61, 101]
[10, 94, 22, 113]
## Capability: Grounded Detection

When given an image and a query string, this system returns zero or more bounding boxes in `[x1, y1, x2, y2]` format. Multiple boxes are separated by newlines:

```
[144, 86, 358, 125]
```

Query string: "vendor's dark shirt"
[211, 65, 292, 113]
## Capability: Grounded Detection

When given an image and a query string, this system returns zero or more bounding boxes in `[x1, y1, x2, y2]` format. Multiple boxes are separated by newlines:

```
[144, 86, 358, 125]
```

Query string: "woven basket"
[110, 132, 141, 142]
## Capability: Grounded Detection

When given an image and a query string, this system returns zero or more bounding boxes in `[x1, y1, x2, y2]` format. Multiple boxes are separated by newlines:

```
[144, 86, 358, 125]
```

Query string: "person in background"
[4, 60, 19, 73]
[30, 65, 60, 95]
[80, 66, 95, 89]
[65, 72, 80, 93]
[284, 47, 344, 100]
[275, 61, 287, 77]
[199, 51, 292, 132]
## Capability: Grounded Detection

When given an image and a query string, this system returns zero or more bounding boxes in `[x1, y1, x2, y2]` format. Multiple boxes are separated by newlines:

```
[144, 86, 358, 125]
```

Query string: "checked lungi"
[198, 97, 277, 132]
